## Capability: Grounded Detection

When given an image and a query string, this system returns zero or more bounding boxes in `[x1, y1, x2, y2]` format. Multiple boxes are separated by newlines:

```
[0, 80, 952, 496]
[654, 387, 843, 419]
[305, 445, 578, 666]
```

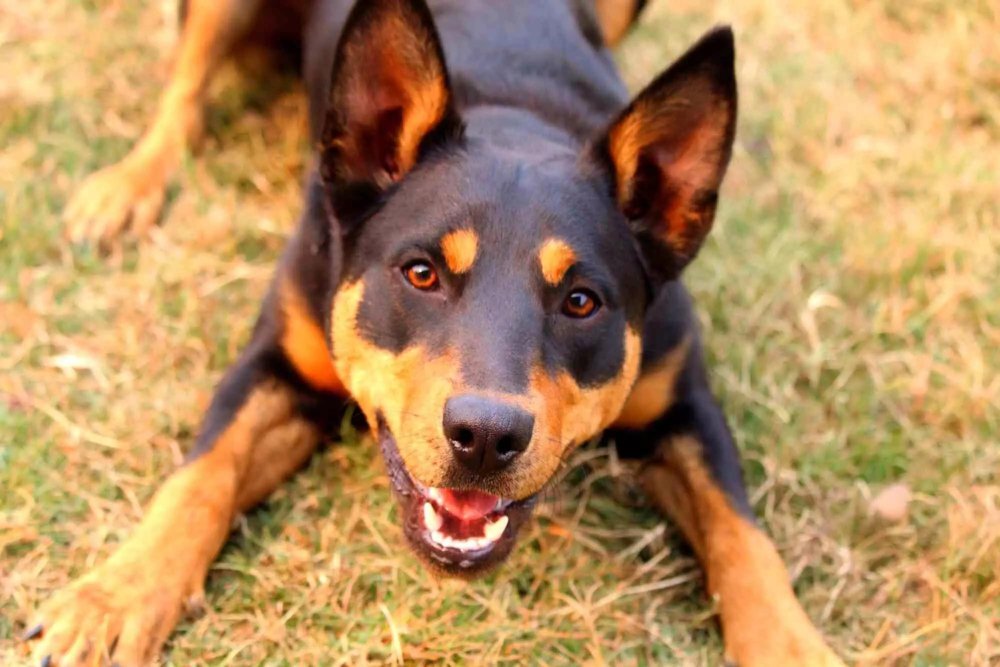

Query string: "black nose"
[443, 395, 534, 474]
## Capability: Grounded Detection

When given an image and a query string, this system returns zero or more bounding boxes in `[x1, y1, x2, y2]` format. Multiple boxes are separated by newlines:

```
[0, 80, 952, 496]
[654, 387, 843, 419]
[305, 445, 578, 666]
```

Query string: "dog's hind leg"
[592, 0, 647, 46]
[616, 348, 844, 666]
[64, 0, 264, 247]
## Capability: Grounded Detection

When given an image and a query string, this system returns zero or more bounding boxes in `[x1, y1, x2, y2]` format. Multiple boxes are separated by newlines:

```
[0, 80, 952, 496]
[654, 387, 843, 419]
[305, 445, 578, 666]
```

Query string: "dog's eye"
[403, 260, 440, 291]
[562, 289, 600, 318]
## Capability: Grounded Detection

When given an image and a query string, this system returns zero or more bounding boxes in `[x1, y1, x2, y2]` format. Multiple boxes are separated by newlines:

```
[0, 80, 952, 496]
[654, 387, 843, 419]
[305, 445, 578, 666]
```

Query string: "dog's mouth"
[378, 425, 536, 575]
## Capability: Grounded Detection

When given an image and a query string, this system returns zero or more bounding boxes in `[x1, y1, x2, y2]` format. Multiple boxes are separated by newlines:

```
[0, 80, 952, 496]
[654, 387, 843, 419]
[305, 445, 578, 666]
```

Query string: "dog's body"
[32, 1, 843, 664]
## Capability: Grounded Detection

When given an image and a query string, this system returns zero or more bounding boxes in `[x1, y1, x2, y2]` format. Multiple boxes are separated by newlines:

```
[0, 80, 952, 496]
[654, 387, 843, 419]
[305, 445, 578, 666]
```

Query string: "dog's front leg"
[632, 388, 844, 666]
[26, 358, 332, 666]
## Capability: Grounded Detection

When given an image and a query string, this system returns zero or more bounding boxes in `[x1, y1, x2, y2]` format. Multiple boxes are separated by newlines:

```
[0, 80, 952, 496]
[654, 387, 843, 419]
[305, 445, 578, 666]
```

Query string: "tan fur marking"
[331, 281, 459, 486]
[538, 238, 577, 286]
[641, 437, 844, 666]
[607, 110, 644, 209]
[440, 229, 479, 274]
[613, 335, 691, 429]
[280, 277, 345, 394]
[396, 71, 449, 176]
[374, 11, 449, 177]
[594, 0, 640, 46]
[522, 328, 643, 492]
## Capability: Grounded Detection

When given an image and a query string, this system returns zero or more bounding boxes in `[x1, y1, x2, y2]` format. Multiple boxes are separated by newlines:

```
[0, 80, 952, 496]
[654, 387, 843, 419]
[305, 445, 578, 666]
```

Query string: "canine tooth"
[428, 488, 445, 504]
[423, 502, 443, 532]
[483, 515, 509, 542]
[430, 529, 446, 547]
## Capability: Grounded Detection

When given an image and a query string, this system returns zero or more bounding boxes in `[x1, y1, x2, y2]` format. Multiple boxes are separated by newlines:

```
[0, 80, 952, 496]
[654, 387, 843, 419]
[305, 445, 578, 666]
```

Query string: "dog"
[28, 1, 845, 664]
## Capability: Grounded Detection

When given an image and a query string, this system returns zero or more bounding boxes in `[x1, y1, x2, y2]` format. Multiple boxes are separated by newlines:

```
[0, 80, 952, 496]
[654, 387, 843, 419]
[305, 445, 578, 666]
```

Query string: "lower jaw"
[408, 525, 513, 575]
[378, 427, 537, 576]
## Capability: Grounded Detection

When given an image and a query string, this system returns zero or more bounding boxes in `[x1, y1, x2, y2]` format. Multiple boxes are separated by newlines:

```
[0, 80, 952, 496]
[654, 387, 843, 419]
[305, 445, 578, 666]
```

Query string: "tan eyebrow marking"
[538, 238, 577, 285]
[440, 229, 479, 274]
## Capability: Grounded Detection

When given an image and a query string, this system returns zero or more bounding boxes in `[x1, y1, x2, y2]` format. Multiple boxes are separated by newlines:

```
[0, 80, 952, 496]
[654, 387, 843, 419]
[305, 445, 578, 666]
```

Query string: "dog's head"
[320, 0, 736, 575]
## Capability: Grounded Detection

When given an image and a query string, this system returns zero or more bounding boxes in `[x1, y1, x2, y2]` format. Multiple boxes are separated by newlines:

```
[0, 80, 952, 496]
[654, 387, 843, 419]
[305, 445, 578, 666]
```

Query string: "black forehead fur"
[341, 108, 647, 393]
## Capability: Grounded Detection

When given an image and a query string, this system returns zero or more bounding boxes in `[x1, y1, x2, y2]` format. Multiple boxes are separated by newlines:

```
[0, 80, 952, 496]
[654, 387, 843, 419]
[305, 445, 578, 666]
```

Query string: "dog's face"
[320, 0, 736, 575]
[330, 141, 648, 572]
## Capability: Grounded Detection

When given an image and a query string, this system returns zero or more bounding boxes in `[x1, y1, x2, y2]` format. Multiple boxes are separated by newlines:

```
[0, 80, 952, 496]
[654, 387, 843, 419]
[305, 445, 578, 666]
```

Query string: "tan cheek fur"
[518, 328, 642, 495]
[331, 281, 458, 484]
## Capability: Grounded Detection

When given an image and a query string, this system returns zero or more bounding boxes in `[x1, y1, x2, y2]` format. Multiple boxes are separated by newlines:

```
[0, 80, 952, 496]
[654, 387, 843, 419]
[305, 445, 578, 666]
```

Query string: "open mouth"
[378, 424, 536, 575]
[422, 487, 511, 552]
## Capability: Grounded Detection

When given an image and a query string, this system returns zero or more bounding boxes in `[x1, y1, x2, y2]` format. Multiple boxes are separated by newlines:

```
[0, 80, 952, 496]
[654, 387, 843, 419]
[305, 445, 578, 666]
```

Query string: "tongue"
[438, 489, 499, 520]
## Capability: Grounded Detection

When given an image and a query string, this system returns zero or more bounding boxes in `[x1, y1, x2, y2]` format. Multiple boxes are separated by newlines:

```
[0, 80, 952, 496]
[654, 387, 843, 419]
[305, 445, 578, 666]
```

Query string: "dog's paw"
[63, 157, 168, 248]
[24, 564, 200, 667]
[723, 628, 846, 667]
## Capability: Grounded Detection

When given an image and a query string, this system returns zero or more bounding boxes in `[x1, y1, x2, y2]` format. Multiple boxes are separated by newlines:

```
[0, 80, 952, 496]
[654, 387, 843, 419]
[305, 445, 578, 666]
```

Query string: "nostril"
[495, 435, 519, 459]
[451, 426, 475, 450]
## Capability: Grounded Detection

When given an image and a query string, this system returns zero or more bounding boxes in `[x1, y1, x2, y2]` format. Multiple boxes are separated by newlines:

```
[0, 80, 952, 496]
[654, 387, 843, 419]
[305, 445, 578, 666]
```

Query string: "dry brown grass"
[2, 0, 998, 664]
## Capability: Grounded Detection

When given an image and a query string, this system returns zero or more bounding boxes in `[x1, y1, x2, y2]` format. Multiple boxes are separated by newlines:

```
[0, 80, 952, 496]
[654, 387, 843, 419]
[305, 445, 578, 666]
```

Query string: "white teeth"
[423, 502, 443, 532]
[483, 515, 509, 542]
[425, 512, 509, 552]
[428, 487, 445, 504]
[428, 529, 491, 552]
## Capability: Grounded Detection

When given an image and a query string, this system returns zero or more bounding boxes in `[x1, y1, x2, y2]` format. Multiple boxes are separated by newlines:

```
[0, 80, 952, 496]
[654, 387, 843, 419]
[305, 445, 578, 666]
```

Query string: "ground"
[1, 0, 998, 665]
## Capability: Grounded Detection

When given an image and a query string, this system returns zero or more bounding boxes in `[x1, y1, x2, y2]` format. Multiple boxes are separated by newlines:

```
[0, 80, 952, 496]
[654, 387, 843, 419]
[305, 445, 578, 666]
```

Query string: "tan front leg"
[64, 0, 261, 246]
[641, 436, 844, 666]
[28, 381, 319, 666]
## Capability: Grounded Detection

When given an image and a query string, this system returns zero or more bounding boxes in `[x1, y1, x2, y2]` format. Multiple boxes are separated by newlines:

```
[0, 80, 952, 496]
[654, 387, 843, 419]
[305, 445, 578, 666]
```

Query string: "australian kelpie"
[28, 1, 843, 664]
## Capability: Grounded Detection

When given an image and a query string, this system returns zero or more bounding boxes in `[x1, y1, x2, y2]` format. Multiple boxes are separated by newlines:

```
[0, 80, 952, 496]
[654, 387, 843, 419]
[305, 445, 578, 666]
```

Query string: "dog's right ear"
[319, 0, 462, 223]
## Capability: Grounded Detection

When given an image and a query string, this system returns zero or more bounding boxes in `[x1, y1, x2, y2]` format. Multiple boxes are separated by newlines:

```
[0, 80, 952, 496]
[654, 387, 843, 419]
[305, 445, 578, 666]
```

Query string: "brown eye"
[403, 260, 439, 291]
[562, 289, 600, 318]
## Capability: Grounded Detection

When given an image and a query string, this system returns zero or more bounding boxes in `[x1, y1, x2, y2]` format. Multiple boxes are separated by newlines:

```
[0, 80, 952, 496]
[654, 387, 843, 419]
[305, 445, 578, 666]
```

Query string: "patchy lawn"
[1, 0, 998, 664]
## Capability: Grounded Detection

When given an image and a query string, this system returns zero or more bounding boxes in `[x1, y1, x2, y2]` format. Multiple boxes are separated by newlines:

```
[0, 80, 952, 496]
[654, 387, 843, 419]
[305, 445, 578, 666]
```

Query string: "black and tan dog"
[29, 1, 844, 664]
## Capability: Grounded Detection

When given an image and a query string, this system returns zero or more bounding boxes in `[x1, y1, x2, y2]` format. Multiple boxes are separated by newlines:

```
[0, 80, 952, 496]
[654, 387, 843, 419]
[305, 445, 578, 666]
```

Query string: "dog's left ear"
[319, 0, 462, 222]
[593, 27, 737, 283]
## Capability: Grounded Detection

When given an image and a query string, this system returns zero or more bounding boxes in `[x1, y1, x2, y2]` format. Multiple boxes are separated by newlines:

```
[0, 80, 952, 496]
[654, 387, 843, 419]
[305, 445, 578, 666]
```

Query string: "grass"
[1, 0, 998, 664]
